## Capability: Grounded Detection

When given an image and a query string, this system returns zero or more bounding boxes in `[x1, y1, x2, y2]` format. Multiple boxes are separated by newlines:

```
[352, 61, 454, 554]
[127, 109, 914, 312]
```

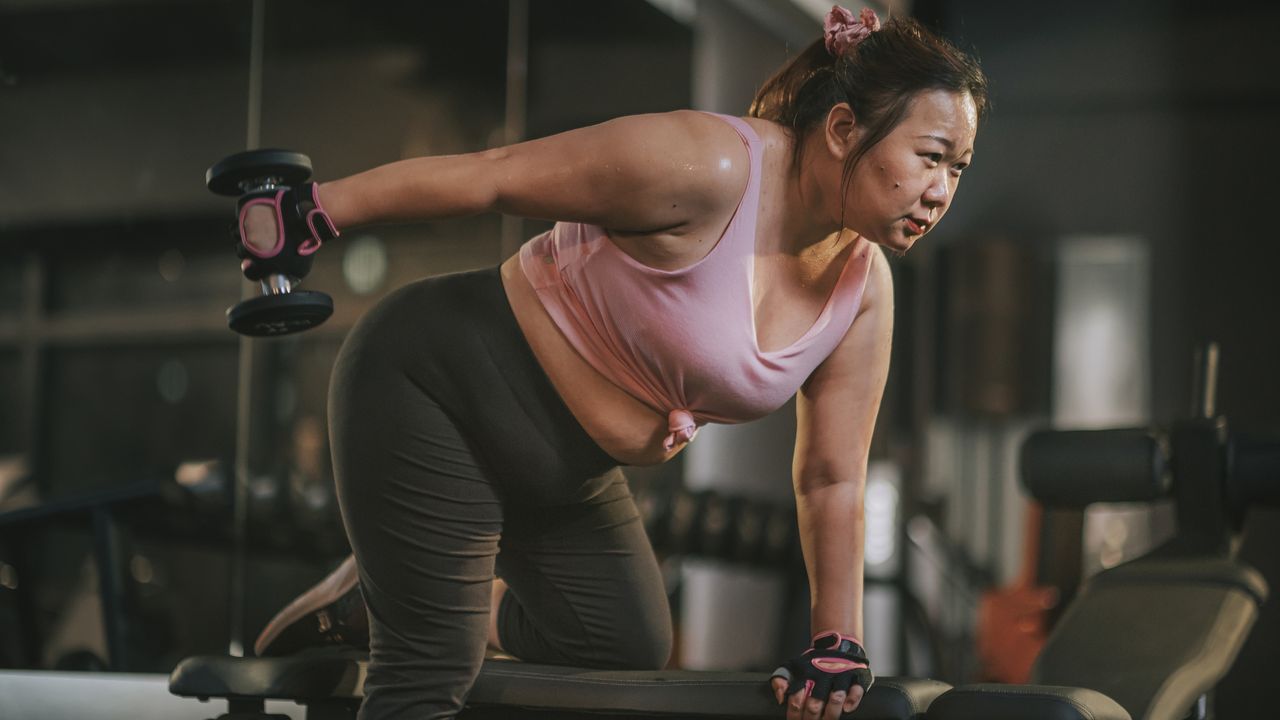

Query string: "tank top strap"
[697, 112, 764, 258]
[699, 112, 764, 178]
[699, 112, 760, 143]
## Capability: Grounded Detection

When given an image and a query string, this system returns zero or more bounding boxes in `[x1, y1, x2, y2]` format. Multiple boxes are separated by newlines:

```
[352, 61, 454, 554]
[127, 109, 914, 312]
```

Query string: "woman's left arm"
[771, 245, 893, 715]
[793, 243, 893, 642]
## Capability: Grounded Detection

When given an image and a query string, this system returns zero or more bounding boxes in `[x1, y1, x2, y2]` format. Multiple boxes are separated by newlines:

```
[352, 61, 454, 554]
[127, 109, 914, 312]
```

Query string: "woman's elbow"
[471, 147, 510, 215]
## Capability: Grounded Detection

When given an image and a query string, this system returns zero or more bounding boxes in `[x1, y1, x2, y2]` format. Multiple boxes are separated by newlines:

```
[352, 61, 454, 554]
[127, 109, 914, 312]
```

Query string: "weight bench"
[169, 652, 951, 719]
[172, 356, 1276, 720]
[926, 555, 1267, 720]
[925, 424, 1274, 720]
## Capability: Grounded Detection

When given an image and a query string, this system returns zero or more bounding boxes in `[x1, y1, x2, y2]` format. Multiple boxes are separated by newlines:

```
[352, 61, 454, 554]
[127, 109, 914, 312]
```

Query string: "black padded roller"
[1020, 428, 1172, 507]
[1229, 431, 1280, 509]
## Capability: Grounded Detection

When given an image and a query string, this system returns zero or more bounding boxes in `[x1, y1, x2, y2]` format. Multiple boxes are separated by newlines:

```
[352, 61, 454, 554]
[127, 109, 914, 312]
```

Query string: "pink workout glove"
[235, 182, 339, 282]
[771, 631, 873, 709]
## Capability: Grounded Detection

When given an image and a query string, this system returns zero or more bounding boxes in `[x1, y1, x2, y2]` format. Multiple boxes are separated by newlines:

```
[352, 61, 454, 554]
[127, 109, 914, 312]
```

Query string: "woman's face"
[841, 89, 978, 254]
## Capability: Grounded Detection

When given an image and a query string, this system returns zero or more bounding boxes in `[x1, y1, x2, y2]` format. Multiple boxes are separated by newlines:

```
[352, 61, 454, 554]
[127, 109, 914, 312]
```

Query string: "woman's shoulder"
[662, 111, 791, 154]
[609, 110, 757, 209]
[658, 111, 796, 189]
[610, 110, 782, 161]
[582, 110, 789, 222]
[622, 110, 754, 162]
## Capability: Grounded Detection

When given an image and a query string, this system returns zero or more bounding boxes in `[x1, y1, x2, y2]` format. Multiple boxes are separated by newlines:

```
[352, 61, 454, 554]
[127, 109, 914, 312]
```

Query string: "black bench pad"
[926, 684, 1131, 720]
[170, 653, 950, 719]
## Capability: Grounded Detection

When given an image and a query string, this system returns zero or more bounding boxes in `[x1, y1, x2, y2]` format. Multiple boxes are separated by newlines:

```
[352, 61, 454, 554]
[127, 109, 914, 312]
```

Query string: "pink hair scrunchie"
[824, 5, 882, 57]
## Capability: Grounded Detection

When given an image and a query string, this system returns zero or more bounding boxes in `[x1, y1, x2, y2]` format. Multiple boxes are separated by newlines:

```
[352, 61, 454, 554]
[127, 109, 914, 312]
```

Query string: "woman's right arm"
[318, 110, 748, 236]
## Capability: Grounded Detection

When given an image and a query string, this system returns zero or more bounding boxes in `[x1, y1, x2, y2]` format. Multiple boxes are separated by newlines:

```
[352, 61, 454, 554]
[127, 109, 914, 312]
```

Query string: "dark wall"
[934, 2, 1280, 714]
[0, 0, 692, 671]
[936, 0, 1280, 426]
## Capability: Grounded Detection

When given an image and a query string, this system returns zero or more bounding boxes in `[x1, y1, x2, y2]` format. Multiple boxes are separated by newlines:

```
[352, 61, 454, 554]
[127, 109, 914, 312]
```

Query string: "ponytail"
[749, 15, 988, 172]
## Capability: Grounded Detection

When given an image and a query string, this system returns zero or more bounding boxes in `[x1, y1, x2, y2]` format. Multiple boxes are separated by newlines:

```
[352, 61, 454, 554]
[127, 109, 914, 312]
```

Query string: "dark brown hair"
[750, 16, 989, 176]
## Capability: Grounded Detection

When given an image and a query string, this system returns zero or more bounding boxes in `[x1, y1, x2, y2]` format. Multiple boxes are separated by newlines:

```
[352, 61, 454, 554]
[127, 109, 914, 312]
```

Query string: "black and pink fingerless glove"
[771, 631, 874, 703]
[235, 182, 339, 282]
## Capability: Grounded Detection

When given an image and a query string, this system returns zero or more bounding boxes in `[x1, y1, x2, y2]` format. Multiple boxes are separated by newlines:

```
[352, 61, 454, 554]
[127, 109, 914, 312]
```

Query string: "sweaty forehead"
[900, 90, 978, 150]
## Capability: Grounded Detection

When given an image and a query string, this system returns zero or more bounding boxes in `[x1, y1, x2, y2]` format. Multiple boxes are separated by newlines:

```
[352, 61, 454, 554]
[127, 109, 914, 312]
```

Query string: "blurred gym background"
[0, 0, 1276, 717]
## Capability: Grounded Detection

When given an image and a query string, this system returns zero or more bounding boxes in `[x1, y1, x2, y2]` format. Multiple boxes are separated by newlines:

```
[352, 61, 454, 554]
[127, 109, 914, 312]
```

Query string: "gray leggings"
[329, 266, 672, 719]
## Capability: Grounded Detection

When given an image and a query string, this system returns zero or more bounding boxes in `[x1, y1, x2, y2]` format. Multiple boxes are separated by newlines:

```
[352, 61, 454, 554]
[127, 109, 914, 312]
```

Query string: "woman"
[242, 7, 986, 719]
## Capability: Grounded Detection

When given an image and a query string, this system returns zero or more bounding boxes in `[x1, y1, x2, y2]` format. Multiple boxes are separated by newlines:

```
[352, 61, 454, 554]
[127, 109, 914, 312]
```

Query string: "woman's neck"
[777, 128, 848, 258]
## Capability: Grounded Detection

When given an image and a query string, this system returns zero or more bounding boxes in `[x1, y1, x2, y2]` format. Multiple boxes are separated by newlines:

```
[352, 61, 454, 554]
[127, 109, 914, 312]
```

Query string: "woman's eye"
[952, 163, 968, 175]
[925, 153, 943, 164]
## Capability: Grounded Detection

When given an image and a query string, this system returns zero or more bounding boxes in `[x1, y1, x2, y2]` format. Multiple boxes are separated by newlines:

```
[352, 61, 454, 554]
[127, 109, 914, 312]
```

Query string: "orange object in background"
[976, 502, 1060, 683]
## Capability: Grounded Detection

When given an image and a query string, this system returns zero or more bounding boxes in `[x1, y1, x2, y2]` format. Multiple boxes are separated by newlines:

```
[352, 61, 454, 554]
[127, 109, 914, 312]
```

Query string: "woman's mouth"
[904, 217, 929, 235]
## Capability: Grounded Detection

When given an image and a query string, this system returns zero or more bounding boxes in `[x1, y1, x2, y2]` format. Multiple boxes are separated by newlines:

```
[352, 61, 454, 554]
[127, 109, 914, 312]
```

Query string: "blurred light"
[865, 468, 900, 568]
[130, 555, 154, 584]
[158, 248, 185, 283]
[1103, 515, 1130, 546]
[0, 562, 17, 590]
[295, 481, 330, 513]
[175, 459, 221, 488]
[1053, 236, 1149, 428]
[157, 359, 188, 404]
[343, 235, 388, 295]
[249, 474, 280, 508]
[645, 0, 695, 24]
[1100, 545, 1124, 570]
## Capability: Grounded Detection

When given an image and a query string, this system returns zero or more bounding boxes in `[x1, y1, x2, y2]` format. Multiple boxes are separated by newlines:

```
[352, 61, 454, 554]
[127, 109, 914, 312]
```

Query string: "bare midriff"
[500, 254, 678, 467]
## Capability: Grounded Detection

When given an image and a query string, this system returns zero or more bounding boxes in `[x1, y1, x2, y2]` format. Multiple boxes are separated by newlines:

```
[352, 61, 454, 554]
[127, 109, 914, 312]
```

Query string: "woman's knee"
[603, 606, 673, 671]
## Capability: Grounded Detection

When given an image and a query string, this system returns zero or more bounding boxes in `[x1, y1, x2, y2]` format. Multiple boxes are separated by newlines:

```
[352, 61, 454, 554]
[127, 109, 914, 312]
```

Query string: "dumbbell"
[206, 149, 334, 336]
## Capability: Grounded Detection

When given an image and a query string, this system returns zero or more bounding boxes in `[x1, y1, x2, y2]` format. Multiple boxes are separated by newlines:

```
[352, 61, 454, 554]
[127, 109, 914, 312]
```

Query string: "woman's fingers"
[843, 685, 865, 713]
[804, 693, 827, 719]
[822, 691, 848, 719]
[772, 676, 789, 705]
[785, 683, 808, 720]
[774, 679, 865, 719]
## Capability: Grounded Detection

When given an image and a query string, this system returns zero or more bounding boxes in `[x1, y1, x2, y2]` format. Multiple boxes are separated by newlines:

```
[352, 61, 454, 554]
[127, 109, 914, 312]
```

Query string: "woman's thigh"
[330, 341, 503, 719]
[328, 267, 635, 717]
[495, 470, 673, 671]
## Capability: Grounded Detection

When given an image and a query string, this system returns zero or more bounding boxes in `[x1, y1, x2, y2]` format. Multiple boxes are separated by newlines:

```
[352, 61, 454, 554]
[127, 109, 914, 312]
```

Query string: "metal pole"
[1191, 341, 1220, 419]
[499, 0, 529, 261]
[228, 0, 266, 658]
[92, 509, 127, 670]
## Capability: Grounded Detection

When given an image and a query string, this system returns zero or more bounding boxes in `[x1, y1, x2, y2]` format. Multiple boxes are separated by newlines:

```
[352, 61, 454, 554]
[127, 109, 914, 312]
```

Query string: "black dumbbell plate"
[227, 291, 334, 337]
[206, 149, 313, 196]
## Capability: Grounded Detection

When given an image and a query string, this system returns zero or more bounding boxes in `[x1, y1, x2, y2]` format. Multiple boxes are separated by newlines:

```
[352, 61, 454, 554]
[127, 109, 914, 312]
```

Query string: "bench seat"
[170, 652, 950, 719]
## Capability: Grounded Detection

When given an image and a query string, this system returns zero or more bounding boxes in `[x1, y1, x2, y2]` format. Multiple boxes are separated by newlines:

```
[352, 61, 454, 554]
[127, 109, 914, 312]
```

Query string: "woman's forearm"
[317, 151, 501, 231]
[795, 479, 866, 640]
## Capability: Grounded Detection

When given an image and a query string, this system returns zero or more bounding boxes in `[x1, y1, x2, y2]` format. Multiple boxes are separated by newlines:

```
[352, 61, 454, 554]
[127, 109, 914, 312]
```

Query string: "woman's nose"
[923, 175, 949, 208]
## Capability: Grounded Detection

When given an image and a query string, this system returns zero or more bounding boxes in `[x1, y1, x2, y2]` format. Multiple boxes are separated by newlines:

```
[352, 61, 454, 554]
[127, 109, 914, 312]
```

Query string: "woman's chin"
[871, 234, 916, 257]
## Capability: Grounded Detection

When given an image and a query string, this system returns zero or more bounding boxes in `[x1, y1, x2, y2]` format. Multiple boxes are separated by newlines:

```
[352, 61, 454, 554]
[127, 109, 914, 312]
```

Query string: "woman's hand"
[771, 675, 864, 719]
[769, 632, 872, 719]
[234, 182, 338, 281]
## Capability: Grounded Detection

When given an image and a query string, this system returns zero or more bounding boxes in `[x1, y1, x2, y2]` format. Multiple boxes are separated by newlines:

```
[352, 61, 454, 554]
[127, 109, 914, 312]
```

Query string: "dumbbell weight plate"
[227, 291, 334, 337]
[206, 149, 313, 197]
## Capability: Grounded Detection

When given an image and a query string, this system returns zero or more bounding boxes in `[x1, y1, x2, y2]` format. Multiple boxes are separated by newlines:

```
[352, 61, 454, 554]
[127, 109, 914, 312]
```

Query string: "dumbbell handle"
[262, 275, 294, 295]
[237, 176, 288, 194]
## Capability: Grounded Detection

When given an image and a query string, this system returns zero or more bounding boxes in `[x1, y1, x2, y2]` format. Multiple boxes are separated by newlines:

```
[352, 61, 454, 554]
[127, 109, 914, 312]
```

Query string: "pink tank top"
[519, 113, 874, 452]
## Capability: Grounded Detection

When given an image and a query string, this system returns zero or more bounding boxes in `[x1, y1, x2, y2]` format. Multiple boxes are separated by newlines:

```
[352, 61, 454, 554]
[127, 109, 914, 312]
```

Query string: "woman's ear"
[823, 103, 859, 160]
